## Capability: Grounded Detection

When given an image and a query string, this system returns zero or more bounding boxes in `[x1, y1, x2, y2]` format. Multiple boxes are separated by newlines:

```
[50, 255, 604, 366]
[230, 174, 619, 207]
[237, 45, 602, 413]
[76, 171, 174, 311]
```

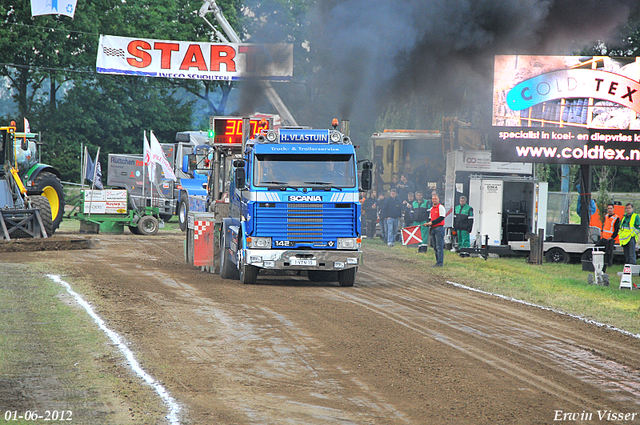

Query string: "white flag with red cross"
[401, 225, 422, 245]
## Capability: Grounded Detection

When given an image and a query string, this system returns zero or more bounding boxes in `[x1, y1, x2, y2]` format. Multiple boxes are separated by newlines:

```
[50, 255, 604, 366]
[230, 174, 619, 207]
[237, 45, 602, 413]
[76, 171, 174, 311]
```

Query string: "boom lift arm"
[198, 0, 298, 127]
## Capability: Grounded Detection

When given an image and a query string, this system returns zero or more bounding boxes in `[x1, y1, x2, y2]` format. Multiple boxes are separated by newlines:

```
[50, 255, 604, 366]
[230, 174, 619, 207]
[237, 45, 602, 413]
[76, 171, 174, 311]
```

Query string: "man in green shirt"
[410, 191, 431, 252]
[454, 196, 474, 249]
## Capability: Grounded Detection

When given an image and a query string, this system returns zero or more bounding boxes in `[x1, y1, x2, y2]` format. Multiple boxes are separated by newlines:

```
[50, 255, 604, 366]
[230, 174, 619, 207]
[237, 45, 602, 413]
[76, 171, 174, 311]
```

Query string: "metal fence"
[546, 192, 573, 238]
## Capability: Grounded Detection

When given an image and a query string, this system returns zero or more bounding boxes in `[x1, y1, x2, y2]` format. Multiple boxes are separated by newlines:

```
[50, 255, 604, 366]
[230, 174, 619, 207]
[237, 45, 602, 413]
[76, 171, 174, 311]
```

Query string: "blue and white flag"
[84, 146, 104, 190]
[31, 0, 78, 18]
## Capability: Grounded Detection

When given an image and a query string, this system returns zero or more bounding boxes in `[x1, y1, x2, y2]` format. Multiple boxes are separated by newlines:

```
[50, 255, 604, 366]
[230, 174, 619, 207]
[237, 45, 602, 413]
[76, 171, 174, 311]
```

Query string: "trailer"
[444, 151, 632, 263]
[443, 150, 544, 248]
[65, 188, 162, 235]
[107, 143, 179, 221]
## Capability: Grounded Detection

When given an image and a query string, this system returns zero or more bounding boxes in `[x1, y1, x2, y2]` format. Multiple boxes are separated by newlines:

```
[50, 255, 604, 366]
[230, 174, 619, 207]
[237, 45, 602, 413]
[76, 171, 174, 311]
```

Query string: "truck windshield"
[254, 154, 356, 188]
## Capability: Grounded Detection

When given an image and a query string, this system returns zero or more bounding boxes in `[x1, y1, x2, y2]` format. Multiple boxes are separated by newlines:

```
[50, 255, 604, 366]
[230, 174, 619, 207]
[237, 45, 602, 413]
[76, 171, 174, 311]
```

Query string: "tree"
[0, 0, 250, 182]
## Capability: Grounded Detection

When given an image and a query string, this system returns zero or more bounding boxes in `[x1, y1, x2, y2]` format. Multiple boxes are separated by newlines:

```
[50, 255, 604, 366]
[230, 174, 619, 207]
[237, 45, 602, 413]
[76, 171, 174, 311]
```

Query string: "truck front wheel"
[178, 193, 188, 232]
[220, 232, 239, 279]
[240, 263, 258, 284]
[337, 268, 356, 287]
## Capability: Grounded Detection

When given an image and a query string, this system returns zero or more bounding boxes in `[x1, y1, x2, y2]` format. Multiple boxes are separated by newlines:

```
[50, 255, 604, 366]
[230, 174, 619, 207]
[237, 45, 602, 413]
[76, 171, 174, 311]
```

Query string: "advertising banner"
[492, 55, 640, 165]
[83, 190, 127, 214]
[96, 35, 293, 81]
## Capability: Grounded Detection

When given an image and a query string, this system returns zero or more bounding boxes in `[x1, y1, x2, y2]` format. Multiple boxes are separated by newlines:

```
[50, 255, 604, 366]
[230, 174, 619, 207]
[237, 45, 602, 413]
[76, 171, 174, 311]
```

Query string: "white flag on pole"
[149, 131, 176, 181]
[143, 131, 155, 183]
[24, 118, 31, 133]
[31, 0, 78, 18]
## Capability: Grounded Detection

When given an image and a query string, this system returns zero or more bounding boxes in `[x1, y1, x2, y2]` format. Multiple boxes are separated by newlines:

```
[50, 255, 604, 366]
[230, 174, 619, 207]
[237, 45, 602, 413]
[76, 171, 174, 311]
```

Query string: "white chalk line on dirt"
[48, 275, 181, 425]
[446, 280, 640, 340]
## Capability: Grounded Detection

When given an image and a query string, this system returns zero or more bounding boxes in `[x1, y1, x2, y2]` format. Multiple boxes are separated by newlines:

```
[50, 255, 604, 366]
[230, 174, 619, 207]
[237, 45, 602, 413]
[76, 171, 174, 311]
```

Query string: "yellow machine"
[0, 122, 53, 239]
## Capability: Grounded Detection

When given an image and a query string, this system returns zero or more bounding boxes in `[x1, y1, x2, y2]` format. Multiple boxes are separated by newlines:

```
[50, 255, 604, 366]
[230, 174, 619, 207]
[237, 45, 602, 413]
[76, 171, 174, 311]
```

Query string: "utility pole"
[198, 0, 298, 127]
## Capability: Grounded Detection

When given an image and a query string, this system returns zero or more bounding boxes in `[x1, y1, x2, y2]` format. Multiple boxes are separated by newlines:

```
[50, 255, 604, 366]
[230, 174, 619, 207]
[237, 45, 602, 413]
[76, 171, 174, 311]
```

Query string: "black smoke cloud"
[308, 0, 636, 124]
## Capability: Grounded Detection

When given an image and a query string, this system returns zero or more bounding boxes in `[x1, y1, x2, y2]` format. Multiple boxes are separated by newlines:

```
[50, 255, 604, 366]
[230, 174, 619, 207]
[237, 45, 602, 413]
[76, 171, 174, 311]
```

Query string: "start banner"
[492, 55, 640, 165]
[96, 35, 293, 81]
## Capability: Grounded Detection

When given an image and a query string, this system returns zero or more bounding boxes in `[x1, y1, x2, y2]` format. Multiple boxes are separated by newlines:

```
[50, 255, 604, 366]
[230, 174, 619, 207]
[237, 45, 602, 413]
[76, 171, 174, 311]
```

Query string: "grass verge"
[0, 263, 162, 424]
[364, 238, 640, 335]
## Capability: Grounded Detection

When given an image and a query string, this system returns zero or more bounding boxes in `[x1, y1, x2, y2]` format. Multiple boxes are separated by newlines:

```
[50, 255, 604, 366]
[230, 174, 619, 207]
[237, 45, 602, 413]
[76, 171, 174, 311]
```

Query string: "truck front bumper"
[242, 249, 362, 271]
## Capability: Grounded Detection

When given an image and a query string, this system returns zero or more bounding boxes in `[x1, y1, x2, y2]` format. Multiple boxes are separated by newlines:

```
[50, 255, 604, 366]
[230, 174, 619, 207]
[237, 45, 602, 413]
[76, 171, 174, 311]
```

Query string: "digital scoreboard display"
[212, 118, 270, 145]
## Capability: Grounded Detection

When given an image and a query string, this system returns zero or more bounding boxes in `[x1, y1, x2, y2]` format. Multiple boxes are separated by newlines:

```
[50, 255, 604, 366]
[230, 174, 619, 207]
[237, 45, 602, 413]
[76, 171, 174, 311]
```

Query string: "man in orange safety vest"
[596, 203, 620, 266]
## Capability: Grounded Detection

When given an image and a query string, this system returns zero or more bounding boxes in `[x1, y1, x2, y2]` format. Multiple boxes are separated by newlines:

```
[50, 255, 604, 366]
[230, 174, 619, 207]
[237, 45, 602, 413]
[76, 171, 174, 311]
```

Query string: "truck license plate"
[290, 258, 316, 266]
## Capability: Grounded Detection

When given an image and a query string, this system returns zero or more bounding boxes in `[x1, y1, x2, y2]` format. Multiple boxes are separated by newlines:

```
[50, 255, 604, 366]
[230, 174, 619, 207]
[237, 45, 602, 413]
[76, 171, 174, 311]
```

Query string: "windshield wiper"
[261, 181, 299, 191]
[303, 181, 343, 191]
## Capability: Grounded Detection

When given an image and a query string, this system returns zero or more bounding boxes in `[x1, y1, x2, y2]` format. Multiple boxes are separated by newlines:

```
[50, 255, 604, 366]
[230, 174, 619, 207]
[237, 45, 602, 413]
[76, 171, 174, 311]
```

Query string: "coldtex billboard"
[492, 55, 640, 165]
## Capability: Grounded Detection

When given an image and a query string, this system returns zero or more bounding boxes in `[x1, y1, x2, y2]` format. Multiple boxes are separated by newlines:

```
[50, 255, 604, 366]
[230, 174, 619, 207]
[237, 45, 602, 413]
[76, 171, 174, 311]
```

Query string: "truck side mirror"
[234, 161, 246, 189]
[183, 154, 192, 173]
[360, 161, 373, 191]
[186, 154, 197, 172]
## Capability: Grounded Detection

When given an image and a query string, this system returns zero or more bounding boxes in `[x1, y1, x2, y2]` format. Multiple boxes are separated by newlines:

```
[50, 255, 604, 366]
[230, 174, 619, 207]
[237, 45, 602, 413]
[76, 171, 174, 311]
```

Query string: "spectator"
[414, 157, 440, 194]
[402, 192, 415, 227]
[359, 191, 366, 233]
[411, 190, 431, 252]
[396, 173, 415, 202]
[380, 188, 403, 247]
[362, 190, 378, 238]
[426, 193, 446, 267]
[377, 192, 386, 242]
[389, 174, 399, 193]
[576, 183, 596, 218]
[454, 196, 474, 249]
[595, 203, 620, 266]
[619, 203, 640, 265]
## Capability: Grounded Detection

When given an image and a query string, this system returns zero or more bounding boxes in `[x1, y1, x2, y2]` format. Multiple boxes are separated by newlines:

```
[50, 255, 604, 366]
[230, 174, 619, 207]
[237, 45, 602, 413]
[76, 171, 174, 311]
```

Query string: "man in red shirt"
[426, 193, 446, 267]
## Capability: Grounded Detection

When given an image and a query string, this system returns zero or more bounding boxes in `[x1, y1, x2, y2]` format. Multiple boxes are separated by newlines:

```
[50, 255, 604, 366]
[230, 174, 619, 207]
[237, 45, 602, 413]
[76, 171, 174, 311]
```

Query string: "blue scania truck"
[210, 123, 372, 286]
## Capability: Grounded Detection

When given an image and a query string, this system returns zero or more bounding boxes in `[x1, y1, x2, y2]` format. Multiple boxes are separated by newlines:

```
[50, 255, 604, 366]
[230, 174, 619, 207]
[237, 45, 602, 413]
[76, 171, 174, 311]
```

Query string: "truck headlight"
[247, 237, 271, 248]
[337, 238, 359, 249]
[329, 131, 342, 143]
[265, 131, 278, 142]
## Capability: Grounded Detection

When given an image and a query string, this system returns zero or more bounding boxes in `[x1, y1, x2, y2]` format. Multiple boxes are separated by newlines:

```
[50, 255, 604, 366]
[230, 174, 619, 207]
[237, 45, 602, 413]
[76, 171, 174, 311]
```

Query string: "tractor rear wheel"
[33, 172, 64, 232]
[30, 195, 54, 237]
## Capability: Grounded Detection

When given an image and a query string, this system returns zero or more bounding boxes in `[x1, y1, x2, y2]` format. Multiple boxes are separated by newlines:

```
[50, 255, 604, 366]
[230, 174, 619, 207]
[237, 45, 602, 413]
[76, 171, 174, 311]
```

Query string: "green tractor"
[1, 122, 54, 239]
[12, 129, 65, 232]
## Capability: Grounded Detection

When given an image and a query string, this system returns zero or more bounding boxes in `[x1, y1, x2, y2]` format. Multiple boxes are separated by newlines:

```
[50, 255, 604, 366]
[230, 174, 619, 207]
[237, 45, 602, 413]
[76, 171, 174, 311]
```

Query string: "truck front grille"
[254, 203, 355, 242]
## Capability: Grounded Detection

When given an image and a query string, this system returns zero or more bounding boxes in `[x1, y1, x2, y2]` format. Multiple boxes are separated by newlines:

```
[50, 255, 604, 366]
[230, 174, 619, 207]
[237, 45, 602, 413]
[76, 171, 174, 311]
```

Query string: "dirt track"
[3, 232, 640, 424]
